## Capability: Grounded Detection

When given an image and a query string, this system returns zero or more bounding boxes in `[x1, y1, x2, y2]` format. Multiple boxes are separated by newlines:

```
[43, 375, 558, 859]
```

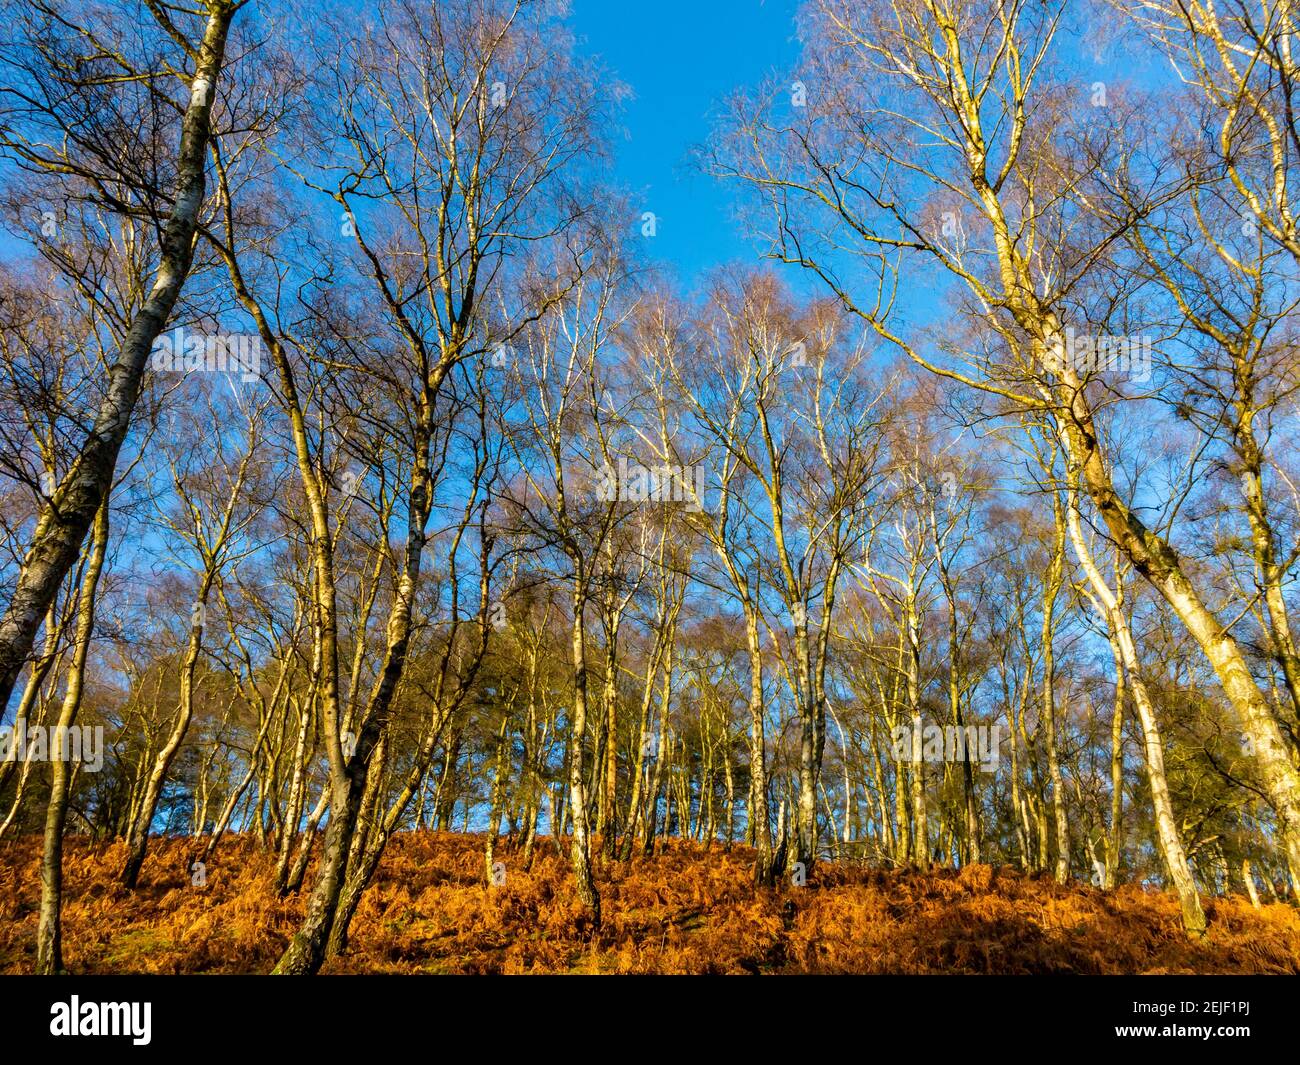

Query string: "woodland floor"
[1, 832, 1297, 974]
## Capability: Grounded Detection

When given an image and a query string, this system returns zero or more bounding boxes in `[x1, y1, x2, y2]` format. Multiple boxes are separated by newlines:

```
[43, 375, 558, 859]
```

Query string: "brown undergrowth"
[1, 832, 1296, 974]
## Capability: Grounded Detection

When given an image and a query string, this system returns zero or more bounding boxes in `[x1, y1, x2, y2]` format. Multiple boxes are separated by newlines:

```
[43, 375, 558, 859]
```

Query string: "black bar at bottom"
[0, 973, 1286, 1054]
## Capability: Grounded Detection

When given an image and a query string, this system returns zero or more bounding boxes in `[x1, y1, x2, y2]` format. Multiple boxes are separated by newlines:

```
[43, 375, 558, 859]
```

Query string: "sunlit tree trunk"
[567, 585, 601, 925]
[1041, 489, 1070, 884]
[1068, 479, 1206, 936]
[36, 500, 108, 974]
[0, 2, 235, 712]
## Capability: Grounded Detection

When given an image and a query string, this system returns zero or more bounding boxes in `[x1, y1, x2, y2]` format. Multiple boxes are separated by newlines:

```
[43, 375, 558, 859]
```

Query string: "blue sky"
[569, 0, 803, 288]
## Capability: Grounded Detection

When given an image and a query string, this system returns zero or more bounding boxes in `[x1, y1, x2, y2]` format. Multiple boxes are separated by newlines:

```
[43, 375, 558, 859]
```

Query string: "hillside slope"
[1, 832, 1296, 974]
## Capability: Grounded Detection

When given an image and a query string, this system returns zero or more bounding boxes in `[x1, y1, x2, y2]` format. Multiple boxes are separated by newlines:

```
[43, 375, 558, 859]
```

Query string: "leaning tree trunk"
[0, 606, 62, 799]
[0, 2, 235, 713]
[1039, 323, 1300, 890]
[272, 755, 370, 973]
[1067, 482, 1206, 936]
[121, 568, 217, 888]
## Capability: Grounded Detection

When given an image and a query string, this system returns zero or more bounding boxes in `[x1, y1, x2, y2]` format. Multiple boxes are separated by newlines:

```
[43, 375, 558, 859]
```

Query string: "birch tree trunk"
[567, 585, 601, 925]
[1067, 480, 1206, 936]
[36, 500, 109, 974]
[1041, 491, 1070, 885]
[0, 2, 236, 711]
